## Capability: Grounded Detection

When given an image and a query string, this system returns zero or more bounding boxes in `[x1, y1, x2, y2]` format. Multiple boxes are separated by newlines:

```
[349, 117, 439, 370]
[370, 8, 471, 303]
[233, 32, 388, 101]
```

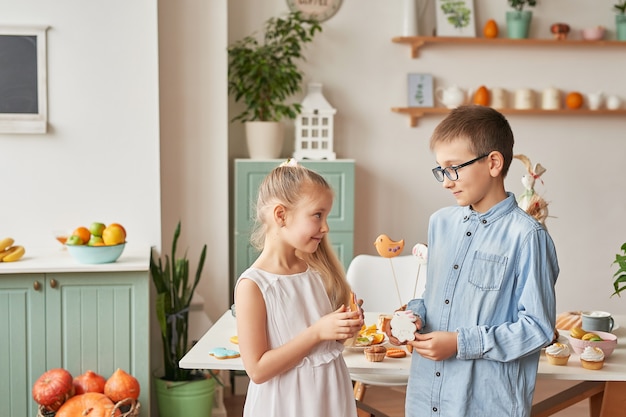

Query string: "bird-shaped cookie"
[374, 234, 405, 258]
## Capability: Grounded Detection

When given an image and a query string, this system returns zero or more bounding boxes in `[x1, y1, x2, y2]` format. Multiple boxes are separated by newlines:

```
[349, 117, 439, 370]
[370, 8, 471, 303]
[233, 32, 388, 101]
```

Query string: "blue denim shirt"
[406, 193, 559, 417]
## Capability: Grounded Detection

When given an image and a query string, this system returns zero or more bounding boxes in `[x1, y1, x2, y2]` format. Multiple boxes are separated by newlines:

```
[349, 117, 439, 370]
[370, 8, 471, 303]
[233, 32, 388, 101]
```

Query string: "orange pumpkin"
[472, 86, 490, 106]
[104, 368, 140, 402]
[32, 368, 75, 412]
[483, 19, 499, 38]
[565, 92, 584, 109]
[74, 370, 107, 395]
[56, 393, 120, 417]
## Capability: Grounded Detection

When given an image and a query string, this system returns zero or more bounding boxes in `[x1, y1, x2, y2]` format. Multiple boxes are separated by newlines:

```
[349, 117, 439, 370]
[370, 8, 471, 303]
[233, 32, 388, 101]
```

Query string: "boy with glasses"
[388, 105, 559, 417]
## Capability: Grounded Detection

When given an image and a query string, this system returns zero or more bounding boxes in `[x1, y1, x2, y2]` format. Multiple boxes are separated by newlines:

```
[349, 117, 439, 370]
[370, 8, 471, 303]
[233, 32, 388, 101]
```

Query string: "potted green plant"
[615, 1, 626, 41]
[611, 242, 626, 297]
[506, 0, 537, 39]
[228, 12, 322, 159]
[150, 221, 216, 417]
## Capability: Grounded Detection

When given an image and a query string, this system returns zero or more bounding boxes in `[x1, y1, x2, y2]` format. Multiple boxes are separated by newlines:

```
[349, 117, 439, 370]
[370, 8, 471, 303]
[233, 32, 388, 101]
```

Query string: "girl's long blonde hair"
[250, 164, 351, 309]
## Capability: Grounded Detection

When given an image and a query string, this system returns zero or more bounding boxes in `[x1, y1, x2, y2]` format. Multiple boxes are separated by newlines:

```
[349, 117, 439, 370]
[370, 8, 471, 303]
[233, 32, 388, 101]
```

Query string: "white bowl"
[582, 27, 606, 41]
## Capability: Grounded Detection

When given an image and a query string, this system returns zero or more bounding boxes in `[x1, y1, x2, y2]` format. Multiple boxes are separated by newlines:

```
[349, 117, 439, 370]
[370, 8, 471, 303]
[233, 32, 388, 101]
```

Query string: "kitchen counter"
[0, 244, 150, 274]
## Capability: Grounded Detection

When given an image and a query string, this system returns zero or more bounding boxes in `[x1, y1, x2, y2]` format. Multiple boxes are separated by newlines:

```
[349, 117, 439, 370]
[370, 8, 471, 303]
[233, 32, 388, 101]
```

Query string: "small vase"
[616, 14, 626, 41]
[506, 10, 532, 39]
[402, 0, 419, 36]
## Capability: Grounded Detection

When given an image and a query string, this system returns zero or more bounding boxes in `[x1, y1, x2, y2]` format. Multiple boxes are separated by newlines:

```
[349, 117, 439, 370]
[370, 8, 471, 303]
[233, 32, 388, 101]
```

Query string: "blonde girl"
[235, 160, 362, 417]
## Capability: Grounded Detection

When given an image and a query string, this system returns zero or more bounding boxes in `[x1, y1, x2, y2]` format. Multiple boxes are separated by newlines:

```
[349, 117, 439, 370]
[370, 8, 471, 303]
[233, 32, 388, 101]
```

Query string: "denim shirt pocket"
[468, 251, 507, 291]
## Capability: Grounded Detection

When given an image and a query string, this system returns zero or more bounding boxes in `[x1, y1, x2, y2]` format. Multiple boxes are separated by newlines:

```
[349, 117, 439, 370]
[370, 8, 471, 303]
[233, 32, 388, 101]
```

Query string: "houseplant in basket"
[611, 242, 626, 297]
[615, 1, 626, 41]
[150, 221, 217, 417]
[228, 11, 322, 159]
[506, 0, 536, 39]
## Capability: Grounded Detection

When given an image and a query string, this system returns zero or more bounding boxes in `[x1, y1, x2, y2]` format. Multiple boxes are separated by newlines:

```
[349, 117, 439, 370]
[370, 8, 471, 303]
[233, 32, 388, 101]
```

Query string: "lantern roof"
[301, 83, 336, 114]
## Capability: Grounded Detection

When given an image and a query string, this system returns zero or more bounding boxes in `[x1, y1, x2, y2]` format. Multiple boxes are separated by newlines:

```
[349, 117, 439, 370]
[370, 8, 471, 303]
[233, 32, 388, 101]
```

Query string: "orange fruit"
[472, 86, 490, 106]
[72, 227, 91, 245]
[483, 19, 499, 38]
[102, 225, 126, 245]
[565, 92, 583, 109]
[108, 223, 127, 239]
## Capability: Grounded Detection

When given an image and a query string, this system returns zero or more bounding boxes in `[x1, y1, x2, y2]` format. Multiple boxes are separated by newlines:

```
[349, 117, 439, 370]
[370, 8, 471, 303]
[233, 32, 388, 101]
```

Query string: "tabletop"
[180, 311, 626, 382]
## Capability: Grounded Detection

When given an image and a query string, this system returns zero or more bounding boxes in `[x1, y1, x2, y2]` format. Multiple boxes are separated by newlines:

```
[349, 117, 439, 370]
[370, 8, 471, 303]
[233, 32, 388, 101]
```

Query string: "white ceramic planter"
[245, 121, 284, 159]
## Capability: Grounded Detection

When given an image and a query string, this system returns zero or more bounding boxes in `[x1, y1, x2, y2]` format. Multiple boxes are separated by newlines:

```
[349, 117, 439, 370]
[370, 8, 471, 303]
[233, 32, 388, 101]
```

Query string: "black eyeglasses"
[432, 154, 490, 182]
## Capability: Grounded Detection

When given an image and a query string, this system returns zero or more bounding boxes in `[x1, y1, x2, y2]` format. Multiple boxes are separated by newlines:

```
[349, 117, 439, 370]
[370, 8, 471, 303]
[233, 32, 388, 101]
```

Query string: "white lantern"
[293, 83, 336, 160]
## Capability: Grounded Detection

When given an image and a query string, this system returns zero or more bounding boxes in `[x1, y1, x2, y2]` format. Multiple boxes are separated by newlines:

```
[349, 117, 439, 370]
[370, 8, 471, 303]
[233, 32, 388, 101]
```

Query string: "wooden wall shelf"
[391, 107, 626, 127]
[392, 36, 626, 58]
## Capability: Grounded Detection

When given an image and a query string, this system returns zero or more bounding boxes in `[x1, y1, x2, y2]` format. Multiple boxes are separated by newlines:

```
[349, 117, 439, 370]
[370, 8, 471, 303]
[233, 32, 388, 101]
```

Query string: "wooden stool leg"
[354, 381, 367, 401]
[354, 381, 371, 417]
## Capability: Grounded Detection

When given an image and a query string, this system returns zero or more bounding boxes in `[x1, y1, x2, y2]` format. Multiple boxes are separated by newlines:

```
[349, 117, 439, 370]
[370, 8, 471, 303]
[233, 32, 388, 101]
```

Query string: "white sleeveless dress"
[236, 267, 357, 417]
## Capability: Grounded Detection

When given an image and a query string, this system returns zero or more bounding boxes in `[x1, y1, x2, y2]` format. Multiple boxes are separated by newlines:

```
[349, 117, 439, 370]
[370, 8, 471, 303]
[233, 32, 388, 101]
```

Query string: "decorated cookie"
[412, 243, 428, 264]
[374, 234, 405, 258]
[209, 347, 240, 359]
[390, 310, 418, 342]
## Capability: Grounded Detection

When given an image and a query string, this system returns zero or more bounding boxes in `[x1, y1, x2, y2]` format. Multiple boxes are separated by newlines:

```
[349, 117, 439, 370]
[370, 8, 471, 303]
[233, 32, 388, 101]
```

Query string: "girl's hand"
[408, 331, 457, 361]
[314, 305, 363, 342]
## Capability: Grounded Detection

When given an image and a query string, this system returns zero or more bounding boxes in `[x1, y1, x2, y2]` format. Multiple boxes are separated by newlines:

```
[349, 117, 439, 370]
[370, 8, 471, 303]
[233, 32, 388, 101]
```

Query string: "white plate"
[344, 339, 389, 352]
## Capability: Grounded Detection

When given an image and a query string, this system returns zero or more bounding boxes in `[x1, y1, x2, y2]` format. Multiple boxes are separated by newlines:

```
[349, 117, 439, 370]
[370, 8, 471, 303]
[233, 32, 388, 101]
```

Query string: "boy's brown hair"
[429, 105, 515, 178]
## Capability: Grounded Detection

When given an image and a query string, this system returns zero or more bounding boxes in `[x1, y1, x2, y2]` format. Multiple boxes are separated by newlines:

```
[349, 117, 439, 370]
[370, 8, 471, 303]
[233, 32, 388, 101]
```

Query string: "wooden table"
[181, 311, 626, 417]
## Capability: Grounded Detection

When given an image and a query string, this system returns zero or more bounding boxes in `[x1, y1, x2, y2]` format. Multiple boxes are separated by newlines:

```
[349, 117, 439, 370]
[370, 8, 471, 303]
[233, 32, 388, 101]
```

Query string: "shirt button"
[433, 407, 438, 412]
[466, 231, 471, 236]
[453, 265, 459, 269]
[445, 299, 450, 304]
[436, 372, 441, 377]
[482, 219, 487, 224]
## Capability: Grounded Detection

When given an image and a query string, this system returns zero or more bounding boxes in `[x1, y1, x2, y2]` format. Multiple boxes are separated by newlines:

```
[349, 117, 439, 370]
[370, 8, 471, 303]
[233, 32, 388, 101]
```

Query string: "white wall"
[1, 0, 161, 249]
[229, 0, 626, 316]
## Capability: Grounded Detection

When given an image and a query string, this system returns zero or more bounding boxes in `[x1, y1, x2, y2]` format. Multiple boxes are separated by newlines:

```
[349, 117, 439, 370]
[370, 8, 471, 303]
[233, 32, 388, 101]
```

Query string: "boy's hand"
[408, 331, 457, 361]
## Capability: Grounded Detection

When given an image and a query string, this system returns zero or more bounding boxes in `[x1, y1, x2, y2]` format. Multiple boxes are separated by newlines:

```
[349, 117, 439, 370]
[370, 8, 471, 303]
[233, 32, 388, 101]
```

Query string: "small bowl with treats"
[567, 328, 617, 357]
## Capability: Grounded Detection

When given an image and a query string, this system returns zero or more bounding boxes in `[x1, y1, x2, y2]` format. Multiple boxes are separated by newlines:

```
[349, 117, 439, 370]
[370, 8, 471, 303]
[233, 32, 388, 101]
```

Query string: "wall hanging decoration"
[0, 25, 49, 134]
[293, 83, 336, 161]
[435, 0, 476, 37]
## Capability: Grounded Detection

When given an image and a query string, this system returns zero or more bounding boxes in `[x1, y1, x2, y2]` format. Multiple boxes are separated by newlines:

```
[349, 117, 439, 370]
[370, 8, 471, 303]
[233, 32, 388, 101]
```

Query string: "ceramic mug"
[587, 92, 604, 110]
[514, 88, 534, 110]
[606, 95, 622, 110]
[581, 311, 614, 332]
[541, 87, 561, 110]
[490, 88, 507, 109]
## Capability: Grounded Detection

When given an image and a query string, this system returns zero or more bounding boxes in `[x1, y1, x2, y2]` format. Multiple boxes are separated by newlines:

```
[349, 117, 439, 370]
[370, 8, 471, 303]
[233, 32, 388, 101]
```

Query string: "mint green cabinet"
[234, 159, 355, 288]
[0, 271, 149, 417]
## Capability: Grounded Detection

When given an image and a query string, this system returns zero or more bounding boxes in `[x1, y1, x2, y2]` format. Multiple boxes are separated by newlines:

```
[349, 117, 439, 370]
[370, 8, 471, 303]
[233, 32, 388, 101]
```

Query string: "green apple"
[88, 235, 104, 246]
[66, 235, 83, 245]
[89, 222, 106, 237]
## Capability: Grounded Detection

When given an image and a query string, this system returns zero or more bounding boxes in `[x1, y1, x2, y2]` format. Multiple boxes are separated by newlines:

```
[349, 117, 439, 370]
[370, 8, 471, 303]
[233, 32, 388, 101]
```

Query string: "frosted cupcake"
[580, 346, 605, 370]
[545, 342, 570, 365]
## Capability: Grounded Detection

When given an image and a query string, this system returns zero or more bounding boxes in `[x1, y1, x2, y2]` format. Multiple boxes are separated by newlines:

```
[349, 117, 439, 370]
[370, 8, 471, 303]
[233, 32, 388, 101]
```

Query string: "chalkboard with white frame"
[0, 25, 49, 134]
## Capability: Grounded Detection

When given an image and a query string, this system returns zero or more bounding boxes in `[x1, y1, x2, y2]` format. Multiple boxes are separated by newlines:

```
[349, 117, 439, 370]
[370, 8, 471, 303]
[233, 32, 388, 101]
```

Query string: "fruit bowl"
[66, 243, 126, 264]
[567, 330, 617, 357]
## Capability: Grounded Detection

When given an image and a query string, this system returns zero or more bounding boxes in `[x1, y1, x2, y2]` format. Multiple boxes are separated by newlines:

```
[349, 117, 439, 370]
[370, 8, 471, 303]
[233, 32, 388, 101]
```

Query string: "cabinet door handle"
[33, 281, 41, 291]
[49, 279, 58, 288]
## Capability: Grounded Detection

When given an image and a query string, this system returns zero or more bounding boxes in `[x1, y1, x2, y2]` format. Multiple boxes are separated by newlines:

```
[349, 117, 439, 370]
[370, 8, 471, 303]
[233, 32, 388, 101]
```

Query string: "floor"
[223, 378, 589, 416]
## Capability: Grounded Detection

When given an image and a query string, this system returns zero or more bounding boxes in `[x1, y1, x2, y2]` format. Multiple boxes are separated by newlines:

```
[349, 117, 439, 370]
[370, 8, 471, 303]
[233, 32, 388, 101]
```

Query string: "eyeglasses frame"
[432, 153, 490, 182]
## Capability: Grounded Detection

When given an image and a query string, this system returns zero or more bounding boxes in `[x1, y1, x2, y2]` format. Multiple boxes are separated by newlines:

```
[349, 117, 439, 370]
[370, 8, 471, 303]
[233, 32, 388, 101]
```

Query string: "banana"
[1, 245, 25, 262]
[0, 237, 14, 252]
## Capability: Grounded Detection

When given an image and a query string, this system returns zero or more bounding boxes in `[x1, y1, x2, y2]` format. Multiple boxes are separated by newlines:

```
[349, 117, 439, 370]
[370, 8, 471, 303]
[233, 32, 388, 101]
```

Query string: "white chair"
[345, 254, 427, 412]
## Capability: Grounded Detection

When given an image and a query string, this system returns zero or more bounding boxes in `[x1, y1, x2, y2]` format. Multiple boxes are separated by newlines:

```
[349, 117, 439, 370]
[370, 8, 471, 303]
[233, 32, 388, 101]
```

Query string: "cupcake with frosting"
[545, 342, 570, 365]
[580, 346, 605, 370]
